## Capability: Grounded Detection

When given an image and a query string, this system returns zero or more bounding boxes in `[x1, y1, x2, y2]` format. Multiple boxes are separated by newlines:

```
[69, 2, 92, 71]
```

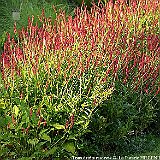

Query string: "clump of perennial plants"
[0, 0, 159, 158]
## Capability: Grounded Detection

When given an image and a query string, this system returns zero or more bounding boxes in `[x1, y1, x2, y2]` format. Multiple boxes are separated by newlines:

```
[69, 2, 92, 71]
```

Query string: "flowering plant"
[0, 0, 159, 158]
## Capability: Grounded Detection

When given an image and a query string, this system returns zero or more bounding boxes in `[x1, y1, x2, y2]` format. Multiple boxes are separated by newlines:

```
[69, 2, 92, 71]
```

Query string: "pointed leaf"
[39, 129, 49, 136]
[13, 105, 19, 117]
[63, 142, 76, 155]
[40, 133, 51, 142]
[68, 135, 77, 141]
[17, 158, 32, 160]
[0, 99, 6, 109]
[46, 147, 57, 155]
[28, 138, 39, 146]
[53, 123, 65, 130]
[75, 121, 85, 125]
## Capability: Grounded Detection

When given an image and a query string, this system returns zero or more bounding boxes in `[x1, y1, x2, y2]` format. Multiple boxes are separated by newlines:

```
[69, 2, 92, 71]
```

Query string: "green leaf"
[84, 120, 90, 128]
[46, 147, 57, 155]
[39, 129, 49, 136]
[36, 142, 47, 150]
[68, 135, 77, 141]
[9, 123, 15, 129]
[63, 142, 76, 155]
[53, 123, 65, 130]
[25, 116, 30, 124]
[28, 138, 39, 146]
[31, 112, 39, 125]
[40, 133, 51, 142]
[17, 158, 32, 160]
[84, 129, 92, 133]
[0, 99, 6, 109]
[75, 121, 85, 125]
[13, 105, 19, 117]
[50, 128, 55, 131]
[81, 102, 89, 108]
[9, 152, 16, 156]
[0, 117, 8, 127]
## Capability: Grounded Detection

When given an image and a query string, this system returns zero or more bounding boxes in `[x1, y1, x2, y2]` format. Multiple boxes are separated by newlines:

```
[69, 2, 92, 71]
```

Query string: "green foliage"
[73, 0, 97, 6]
[72, 0, 108, 7]
[77, 81, 159, 156]
[0, 0, 74, 53]
[0, 70, 113, 158]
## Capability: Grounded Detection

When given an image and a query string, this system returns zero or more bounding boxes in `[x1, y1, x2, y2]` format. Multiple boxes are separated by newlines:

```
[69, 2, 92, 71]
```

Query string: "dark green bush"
[77, 80, 159, 156]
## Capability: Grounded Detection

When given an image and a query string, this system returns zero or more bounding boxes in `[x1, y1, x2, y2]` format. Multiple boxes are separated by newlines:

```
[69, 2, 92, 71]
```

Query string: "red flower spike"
[65, 120, 69, 129]
[93, 99, 97, 106]
[37, 108, 41, 116]
[32, 65, 37, 75]
[101, 78, 106, 84]
[43, 120, 47, 127]
[106, 69, 111, 77]
[7, 122, 10, 129]
[123, 77, 128, 84]
[40, 116, 43, 122]
[45, 81, 49, 89]
[29, 107, 33, 117]
[57, 61, 61, 73]
[125, 67, 129, 77]
[70, 114, 74, 129]
[12, 114, 16, 125]
[26, 126, 30, 134]
[155, 87, 160, 96]
[38, 120, 41, 128]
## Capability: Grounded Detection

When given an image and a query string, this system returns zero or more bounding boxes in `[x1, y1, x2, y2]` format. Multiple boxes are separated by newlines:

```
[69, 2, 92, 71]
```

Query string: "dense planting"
[0, 0, 159, 158]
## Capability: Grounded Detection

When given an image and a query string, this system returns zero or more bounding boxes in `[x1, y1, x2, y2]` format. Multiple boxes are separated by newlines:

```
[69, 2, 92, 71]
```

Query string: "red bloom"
[155, 87, 160, 96]
[93, 99, 97, 106]
[43, 120, 47, 127]
[14, 22, 17, 34]
[26, 126, 30, 134]
[65, 120, 69, 129]
[70, 114, 74, 129]
[7, 122, 10, 129]
[37, 108, 41, 116]
[38, 120, 41, 128]
[29, 107, 33, 117]
[12, 114, 16, 125]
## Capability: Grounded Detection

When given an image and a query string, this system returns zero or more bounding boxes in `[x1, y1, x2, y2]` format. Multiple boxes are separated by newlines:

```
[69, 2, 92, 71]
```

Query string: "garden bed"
[0, 0, 159, 159]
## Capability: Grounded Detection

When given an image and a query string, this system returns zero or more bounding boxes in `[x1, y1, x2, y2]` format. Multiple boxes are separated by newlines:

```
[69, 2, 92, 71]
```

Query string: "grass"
[125, 134, 160, 156]
[136, 136, 160, 156]
[0, 0, 76, 54]
[0, 0, 75, 34]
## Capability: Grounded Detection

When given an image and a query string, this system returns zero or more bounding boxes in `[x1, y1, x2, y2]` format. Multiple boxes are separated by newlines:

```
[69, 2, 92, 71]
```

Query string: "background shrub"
[0, 0, 75, 55]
